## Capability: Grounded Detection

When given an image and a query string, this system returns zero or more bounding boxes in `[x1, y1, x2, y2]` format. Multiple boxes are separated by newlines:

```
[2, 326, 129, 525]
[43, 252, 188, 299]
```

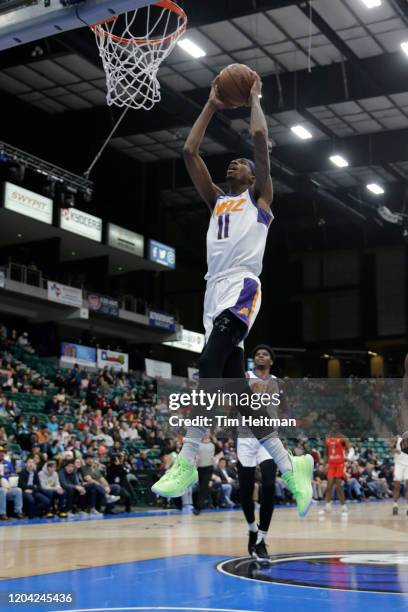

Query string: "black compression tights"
[198, 310, 273, 440]
[237, 460, 276, 532]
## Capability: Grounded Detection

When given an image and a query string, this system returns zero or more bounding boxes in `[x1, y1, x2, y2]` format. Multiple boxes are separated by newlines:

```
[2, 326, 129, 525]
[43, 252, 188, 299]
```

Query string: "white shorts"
[237, 436, 271, 468]
[203, 271, 261, 349]
[394, 463, 408, 482]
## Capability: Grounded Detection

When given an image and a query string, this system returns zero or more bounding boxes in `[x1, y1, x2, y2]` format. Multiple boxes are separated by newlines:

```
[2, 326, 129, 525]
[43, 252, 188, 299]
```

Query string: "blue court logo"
[217, 552, 408, 593]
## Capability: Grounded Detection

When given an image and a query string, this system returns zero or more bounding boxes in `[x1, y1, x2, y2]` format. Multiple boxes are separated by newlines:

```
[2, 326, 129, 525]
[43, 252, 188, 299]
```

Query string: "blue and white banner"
[60, 342, 96, 367]
[149, 309, 176, 332]
[148, 239, 176, 269]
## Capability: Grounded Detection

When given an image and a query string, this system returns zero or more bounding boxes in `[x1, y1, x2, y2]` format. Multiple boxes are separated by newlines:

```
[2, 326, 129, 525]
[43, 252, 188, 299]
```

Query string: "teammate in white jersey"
[238, 345, 279, 560]
[391, 434, 408, 515]
[152, 74, 313, 518]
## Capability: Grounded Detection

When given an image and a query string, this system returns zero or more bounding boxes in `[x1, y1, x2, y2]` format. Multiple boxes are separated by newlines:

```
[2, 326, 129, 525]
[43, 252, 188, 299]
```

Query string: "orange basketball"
[216, 63, 256, 108]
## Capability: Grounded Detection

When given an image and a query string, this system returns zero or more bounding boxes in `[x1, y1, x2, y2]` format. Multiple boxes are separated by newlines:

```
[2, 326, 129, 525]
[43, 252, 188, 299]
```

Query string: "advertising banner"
[60, 207, 102, 242]
[149, 309, 176, 332]
[47, 281, 82, 307]
[148, 239, 176, 269]
[164, 328, 205, 354]
[4, 182, 53, 225]
[87, 293, 119, 317]
[145, 358, 172, 380]
[97, 348, 129, 373]
[107, 223, 144, 257]
[60, 342, 96, 367]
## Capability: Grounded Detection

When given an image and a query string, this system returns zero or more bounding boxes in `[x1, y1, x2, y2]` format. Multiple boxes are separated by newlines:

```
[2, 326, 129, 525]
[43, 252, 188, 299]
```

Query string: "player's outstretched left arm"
[249, 74, 273, 212]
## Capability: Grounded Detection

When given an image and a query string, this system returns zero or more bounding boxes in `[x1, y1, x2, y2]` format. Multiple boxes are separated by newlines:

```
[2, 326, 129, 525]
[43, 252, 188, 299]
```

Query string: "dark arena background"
[0, 1, 407, 611]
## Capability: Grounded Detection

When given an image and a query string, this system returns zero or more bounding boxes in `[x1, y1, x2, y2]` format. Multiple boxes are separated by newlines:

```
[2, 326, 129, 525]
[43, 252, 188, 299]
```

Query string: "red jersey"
[326, 436, 345, 465]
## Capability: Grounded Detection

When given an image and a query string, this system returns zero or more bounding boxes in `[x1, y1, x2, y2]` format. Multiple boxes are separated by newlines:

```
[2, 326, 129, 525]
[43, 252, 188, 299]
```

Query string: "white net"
[92, 1, 187, 111]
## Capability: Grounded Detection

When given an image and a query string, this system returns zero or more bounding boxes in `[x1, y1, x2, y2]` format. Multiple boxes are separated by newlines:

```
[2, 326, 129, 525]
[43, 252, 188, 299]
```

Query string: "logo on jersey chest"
[214, 197, 246, 216]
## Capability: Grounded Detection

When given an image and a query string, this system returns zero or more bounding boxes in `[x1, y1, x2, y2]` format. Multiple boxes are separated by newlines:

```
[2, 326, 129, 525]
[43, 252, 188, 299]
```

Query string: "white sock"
[179, 426, 205, 463]
[248, 521, 258, 533]
[260, 436, 292, 474]
[256, 529, 267, 544]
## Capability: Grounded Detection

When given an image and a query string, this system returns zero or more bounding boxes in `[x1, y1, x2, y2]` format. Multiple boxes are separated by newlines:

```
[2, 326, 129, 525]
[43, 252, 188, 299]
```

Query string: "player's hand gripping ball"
[216, 63, 258, 108]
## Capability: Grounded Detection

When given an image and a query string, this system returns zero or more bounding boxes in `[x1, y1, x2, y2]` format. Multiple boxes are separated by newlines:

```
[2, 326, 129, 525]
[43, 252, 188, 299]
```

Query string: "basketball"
[216, 63, 256, 108]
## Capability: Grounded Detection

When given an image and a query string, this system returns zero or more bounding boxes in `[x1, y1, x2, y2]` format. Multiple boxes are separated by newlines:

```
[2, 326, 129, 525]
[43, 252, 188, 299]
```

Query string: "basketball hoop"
[91, 1, 187, 111]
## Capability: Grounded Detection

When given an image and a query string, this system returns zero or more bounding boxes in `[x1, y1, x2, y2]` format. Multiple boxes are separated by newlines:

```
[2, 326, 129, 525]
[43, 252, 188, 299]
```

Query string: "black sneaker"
[253, 538, 269, 560]
[393, 506, 398, 516]
[248, 531, 257, 556]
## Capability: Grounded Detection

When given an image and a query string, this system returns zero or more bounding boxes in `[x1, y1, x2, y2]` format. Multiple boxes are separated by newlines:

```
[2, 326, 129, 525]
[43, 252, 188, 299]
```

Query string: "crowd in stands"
[0, 323, 401, 521]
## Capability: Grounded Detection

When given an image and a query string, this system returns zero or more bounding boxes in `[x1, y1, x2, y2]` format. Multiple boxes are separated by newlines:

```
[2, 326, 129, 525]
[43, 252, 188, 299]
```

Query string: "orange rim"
[90, 0, 187, 46]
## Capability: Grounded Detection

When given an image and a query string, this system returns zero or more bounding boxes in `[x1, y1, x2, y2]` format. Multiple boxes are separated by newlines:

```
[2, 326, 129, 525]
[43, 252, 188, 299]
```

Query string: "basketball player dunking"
[238, 345, 279, 559]
[152, 73, 313, 517]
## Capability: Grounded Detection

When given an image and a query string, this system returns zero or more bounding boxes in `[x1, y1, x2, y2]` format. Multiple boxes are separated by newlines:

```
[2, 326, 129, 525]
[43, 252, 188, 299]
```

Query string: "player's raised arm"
[183, 81, 225, 211]
[249, 74, 273, 211]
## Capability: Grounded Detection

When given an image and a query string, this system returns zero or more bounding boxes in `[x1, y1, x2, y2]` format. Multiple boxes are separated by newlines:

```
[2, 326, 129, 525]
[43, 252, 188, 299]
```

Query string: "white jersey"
[205, 189, 273, 281]
[236, 370, 279, 466]
[238, 371, 279, 438]
[395, 437, 408, 466]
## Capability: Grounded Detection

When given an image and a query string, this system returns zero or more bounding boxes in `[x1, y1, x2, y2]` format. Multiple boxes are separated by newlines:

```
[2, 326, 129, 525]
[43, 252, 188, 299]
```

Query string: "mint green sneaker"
[282, 454, 314, 518]
[151, 455, 198, 498]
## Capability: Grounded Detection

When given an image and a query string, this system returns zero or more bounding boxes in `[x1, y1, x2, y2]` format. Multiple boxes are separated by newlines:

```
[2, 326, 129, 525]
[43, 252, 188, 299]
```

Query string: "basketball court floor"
[1, 502, 408, 612]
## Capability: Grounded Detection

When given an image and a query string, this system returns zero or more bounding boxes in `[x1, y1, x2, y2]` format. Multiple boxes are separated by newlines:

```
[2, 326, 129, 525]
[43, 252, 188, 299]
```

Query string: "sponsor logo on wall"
[4, 182, 53, 225]
[149, 309, 176, 332]
[47, 281, 82, 307]
[60, 207, 102, 242]
[107, 223, 144, 257]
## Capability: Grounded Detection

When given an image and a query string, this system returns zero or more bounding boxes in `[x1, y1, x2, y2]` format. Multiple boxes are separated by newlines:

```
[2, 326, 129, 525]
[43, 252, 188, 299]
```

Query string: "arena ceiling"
[1, 0, 408, 235]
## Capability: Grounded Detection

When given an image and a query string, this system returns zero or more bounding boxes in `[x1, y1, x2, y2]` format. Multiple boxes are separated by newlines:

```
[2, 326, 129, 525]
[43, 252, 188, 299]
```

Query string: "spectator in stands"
[18, 457, 51, 518]
[81, 454, 120, 513]
[47, 415, 59, 435]
[106, 452, 132, 512]
[17, 332, 29, 348]
[194, 432, 215, 515]
[55, 387, 66, 403]
[0, 426, 8, 445]
[0, 446, 23, 519]
[135, 450, 155, 471]
[39, 460, 67, 518]
[5, 397, 20, 420]
[212, 458, 237, 507]
[36, 424, 50, 452]
[59, 460, 90, 518]
[29, 414, 40, 433]
[44, 395, 60, 415]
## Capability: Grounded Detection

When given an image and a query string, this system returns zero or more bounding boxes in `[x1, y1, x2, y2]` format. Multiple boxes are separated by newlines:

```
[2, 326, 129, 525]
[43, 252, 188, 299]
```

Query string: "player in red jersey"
[319, 424, 349, 516]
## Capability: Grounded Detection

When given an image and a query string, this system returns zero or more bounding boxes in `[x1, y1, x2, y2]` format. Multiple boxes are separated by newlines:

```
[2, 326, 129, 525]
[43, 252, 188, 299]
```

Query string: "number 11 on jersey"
[217, 213, 230, 239]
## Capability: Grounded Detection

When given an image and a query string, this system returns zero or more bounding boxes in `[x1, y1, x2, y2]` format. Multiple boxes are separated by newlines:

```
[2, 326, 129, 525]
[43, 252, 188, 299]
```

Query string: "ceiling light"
[17, 233, 22, 238]
[291, 125, 312, 140]
[330, 154, 349, 168]
[361, 0, 381, 7]
[367, 183, 384, 195]
[71, 251, 76, 256]
[401, 41, 408, 56]
[177, 38, 206, 58]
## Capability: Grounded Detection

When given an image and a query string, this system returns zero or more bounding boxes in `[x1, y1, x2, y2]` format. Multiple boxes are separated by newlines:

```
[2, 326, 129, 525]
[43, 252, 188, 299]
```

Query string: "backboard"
[0, 0, 157, 51]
